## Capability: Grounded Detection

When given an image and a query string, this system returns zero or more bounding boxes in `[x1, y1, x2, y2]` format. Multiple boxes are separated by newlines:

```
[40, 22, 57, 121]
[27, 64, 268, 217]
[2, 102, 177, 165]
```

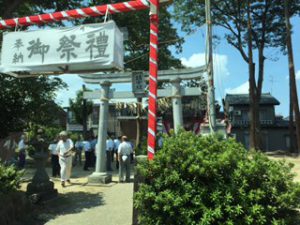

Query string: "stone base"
[200, 123, 226, 136]
[88, 172, 112, 184]
[26, 181, 57, 203]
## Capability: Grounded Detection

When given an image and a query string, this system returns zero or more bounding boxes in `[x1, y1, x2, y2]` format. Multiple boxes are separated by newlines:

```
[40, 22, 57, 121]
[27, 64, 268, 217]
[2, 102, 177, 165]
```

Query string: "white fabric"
[106, 139, 114, 151]
[48, 143, 58, 155]
[118, 141, 133, 156]
[18, 139, 26, 150]
[59, 156, 72, 182]
[56, 139, 74, 157]
[82, 141, 91, 152]
[0, 21, 124, 74]
[3, 139, 17, 150]
[114, 139, 121, 150]
[122, 155, 128, 162]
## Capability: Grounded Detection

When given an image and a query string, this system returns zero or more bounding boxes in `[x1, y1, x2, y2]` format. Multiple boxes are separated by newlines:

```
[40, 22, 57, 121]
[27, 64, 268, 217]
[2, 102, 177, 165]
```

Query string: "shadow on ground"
[32, 191, 104, 225]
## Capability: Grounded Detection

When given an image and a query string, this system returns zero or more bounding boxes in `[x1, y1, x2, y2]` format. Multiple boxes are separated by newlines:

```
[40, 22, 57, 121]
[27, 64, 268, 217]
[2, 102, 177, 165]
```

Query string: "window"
[244, 132, 250, 149]
[285, 135, 291, 149]
[241, 110, 249, 121]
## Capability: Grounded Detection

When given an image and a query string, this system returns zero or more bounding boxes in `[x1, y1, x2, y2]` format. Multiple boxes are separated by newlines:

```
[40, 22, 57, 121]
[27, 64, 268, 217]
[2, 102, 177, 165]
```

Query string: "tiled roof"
[225, 93, 280, 105]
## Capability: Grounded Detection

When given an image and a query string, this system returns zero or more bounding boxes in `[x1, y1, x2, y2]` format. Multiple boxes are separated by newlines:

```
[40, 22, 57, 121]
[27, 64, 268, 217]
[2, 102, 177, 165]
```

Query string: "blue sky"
[55, 16, 300, 117]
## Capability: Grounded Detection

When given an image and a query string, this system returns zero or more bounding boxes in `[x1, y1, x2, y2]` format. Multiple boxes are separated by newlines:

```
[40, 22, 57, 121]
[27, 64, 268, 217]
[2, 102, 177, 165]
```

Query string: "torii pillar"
[88, 81, 112, 184]
[170, 78, 184, 133]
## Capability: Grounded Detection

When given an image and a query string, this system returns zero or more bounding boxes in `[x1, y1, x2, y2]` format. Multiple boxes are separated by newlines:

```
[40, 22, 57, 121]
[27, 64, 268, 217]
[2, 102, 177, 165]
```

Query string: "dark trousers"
[18, 151, 26, 169]
[91, 150, 96, 167]
[111, 151, 114, 162]
[115, 151, 119, 169]
[51, 155, 60, 177]
[84, 151, 92, 170]
[106, 151, 112, 171]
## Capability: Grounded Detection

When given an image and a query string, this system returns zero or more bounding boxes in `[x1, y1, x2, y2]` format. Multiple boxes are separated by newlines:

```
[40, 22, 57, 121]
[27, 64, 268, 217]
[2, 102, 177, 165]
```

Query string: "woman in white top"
[56, 131, 74, 187]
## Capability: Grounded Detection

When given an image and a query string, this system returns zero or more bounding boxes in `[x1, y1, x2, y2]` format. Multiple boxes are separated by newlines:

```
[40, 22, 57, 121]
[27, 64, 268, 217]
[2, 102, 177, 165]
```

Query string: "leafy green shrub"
[0, 164, 23, 194]
[134, 131, 300, 225]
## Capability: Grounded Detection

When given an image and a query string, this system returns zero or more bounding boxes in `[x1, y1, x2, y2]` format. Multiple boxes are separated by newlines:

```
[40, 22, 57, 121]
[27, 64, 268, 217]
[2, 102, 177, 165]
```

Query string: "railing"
[232, 119, 273, 126]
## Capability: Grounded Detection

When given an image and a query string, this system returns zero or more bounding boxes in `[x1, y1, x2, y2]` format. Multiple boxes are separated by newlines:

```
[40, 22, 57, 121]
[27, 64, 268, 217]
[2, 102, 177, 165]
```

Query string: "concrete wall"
[231, 127, 289, 151]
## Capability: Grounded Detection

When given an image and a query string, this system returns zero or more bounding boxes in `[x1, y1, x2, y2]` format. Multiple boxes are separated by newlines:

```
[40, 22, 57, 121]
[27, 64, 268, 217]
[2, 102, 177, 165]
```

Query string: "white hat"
[59, 131, 68, 136]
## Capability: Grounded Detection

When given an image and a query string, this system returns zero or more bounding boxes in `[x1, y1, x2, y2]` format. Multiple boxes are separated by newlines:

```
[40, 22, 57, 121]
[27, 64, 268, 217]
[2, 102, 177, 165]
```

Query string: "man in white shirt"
[18, 135, 27, 169]
[118, 136, 133, 182]
[114, 136, 121, 170]
[48, 137, 60, 177]
[56, 131, 74, 187]
[106, 136, 114, 171]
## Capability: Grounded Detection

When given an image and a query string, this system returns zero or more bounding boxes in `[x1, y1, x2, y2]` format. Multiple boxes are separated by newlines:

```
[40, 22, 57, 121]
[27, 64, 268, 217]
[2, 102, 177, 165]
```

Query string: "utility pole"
[205, 0, 216, 133]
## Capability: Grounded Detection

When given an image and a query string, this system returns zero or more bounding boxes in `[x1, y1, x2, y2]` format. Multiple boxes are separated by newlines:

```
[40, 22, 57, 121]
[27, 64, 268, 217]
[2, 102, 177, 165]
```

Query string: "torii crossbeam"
[0, 0, 161, 160]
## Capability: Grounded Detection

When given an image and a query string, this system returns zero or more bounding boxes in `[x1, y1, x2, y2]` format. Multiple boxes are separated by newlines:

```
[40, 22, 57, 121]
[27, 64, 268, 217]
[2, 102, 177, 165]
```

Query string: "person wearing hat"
[118, 136, 133, 182]
[56, 131, 74, 187]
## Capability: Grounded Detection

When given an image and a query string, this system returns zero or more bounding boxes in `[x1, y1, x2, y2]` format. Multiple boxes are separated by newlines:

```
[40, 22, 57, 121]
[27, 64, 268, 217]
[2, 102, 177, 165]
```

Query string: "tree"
[0, 75, 67, 138]
[284, 0, 300, 153]
[80, 0, 183, 71]
[0, 0, 82, 19]
[173, 0, 300, 149]
[69, 89, 93, 131]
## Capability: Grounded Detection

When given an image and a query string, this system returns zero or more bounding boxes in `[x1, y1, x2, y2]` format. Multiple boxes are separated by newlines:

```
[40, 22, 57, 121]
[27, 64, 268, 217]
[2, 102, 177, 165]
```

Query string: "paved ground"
[20, 162, 134, 225]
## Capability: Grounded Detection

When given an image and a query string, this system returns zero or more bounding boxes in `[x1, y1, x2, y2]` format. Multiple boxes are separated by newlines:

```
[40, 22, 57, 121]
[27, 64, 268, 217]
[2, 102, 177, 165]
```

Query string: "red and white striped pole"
[147, 0, 159, 160]
[0, 0, 149, 29]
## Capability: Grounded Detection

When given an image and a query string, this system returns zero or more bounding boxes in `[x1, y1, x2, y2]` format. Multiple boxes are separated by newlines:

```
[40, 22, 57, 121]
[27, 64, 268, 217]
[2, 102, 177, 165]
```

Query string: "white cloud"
[296, 70, 300, 80]
[55, 74, 86, 107]
[226, 81, 249, 94]
[180, 53, 230, 78]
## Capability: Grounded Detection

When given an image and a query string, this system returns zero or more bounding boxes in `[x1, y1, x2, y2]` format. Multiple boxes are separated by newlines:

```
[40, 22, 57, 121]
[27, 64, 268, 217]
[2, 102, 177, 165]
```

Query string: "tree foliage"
[80, 0, 184, 70]
[173, 0, 300, 149]
[135, 131, 300, 225]
[69, 89, 93, 125]
[0, 75, 66, 138]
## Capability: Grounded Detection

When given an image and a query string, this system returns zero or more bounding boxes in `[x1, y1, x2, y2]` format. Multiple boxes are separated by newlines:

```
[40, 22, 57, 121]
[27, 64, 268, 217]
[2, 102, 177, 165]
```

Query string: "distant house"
[224, 93, 291, 151]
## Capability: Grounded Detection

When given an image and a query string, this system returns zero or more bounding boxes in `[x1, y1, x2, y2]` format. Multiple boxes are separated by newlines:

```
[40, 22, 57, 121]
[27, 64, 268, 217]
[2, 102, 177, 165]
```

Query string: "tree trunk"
[285, 0, 300, 154]
[247, 0, 258, 150]
[289, 87, 296, 152]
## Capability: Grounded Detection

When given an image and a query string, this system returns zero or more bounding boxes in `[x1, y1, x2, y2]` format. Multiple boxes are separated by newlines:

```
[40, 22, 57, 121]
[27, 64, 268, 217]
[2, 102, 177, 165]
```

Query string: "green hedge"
[134, 131, 300, 225]
[0, 164, 22, 194]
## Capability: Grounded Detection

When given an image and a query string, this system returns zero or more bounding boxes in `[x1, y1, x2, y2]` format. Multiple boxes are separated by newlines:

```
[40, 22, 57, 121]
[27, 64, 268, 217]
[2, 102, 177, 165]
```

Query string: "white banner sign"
[0, 21, 123, 74]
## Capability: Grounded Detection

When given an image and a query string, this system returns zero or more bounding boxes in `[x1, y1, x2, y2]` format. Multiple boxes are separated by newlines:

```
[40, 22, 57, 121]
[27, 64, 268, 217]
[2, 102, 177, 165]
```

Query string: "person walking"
[74, 135, 83, 166]
[118, 136, 133, 183]
[113, 136, 121, 169]
[56, 131, 74, 187]
[83, 136, 92, 171]
[17, 135, 27, 169]
[48, 137, 60, 177]
[106, 136, 114, 171]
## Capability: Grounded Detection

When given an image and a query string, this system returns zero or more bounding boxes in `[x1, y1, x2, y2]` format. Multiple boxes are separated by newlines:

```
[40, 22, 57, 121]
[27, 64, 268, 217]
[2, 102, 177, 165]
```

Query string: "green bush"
[134, 131, 300, 225]
[0, 164, 23, 194]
